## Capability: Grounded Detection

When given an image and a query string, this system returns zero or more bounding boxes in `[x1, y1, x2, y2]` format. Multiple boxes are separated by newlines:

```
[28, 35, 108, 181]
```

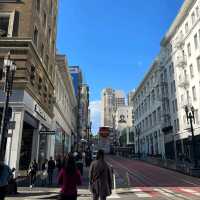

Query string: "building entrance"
[19, 122, 34, 170]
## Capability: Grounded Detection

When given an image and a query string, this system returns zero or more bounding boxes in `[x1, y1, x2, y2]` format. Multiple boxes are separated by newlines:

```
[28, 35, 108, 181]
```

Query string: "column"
[6, 109, 24, 173]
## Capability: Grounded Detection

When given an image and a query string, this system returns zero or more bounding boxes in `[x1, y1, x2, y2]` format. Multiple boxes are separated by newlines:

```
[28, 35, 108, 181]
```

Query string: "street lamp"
[0, 53, 16, 161]
[135, 126, 140, 159]
[185, 105, 198, 168]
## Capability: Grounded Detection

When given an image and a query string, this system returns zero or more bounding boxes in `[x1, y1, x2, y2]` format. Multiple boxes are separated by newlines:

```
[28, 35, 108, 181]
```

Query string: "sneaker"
[30, 185, 33, 188]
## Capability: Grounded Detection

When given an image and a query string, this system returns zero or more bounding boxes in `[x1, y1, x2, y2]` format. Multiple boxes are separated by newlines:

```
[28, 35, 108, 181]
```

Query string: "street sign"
[7, 121, 16, 130]
[39, 131, 56, 135]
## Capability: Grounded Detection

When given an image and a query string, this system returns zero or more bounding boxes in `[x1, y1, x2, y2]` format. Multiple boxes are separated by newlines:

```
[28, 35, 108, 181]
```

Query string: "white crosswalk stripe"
[180, 188, 200, 196]
[154, 188, 174, 197]
[131, 188, 152, 198]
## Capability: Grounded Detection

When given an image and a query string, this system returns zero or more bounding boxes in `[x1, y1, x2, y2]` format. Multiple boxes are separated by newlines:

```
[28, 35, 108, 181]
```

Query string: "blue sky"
[57, 0, 184, 133]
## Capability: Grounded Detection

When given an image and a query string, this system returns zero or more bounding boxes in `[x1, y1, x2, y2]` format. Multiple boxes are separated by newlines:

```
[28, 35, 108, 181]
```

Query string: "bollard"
[126, 172, 130, 187]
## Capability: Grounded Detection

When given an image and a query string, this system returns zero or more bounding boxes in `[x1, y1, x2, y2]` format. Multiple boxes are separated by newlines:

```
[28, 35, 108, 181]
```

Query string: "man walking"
[47, 157, 55, 185]
[89, 150, 112, 200]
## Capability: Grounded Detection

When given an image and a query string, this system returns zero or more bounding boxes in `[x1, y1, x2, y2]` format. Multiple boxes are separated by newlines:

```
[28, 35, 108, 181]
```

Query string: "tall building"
[53, 55, 77, 156]
[101, 88, 115, 127]
[69, 66, 83, 98]
[79, 84, 90, 140]
[114, 90, 126, 111]
[0, 0, 58, 171]
[127, 90, 135, 106]
[132, 0, 200, 162]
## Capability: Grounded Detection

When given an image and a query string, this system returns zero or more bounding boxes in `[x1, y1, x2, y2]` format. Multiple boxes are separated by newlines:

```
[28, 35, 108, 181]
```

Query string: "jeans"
[30, 173, 36, 186]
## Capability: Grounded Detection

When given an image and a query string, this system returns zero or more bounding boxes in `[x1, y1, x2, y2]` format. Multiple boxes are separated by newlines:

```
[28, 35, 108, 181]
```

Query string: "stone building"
[0, 0, 58, 172]
[132, 0, 200, 162]
[53, 54, 77, 157]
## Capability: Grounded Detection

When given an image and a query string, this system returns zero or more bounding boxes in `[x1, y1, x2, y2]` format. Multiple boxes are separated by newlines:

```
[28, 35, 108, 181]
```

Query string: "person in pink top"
[58, 154, 82, 200]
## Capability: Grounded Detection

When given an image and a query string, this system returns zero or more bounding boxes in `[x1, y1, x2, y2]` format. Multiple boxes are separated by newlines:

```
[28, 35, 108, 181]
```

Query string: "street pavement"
[6, 155, 200, 200]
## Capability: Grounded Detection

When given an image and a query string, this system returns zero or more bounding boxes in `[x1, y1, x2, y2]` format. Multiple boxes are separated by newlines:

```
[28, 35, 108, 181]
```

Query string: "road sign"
[39, 131, 56, 135]
[8, 121, 16, 130]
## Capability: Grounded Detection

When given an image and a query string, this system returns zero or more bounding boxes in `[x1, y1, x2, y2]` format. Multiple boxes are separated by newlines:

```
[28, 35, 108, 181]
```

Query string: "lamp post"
[185, 105, 198, 168]
[0, 53, 16, 161]
[135, 126, 140, 159]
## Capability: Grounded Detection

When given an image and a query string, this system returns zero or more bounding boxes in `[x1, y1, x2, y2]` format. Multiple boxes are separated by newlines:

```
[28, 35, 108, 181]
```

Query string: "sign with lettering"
[34, 104, 47, 121]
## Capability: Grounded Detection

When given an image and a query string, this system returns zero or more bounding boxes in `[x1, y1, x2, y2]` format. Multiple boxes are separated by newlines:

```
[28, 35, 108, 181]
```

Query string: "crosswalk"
[6, 187, 200, 200]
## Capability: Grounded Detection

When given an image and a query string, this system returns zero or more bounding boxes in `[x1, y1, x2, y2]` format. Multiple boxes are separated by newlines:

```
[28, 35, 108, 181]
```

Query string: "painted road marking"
[180, 188, 200, 196]
[131, 188, 152, 198]
[108, 192, 120, 199]
[154, 188, 174, 197]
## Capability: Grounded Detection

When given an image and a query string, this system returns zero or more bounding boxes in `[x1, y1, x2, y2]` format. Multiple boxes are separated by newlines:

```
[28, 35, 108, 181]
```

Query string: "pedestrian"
[48, 157, 55, 185]
[58, 154, 81, 200]
[0, 161, 12, 200]
[56, 155, 62, 172]
[28, 159, 38, 188]
[85, 150, 92, 167]
[41, 159, 48, 186]
[89, 150, 112, 200]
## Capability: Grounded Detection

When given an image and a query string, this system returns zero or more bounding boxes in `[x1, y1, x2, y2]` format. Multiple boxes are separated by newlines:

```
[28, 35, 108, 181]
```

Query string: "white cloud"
[89, 100, 101, 134]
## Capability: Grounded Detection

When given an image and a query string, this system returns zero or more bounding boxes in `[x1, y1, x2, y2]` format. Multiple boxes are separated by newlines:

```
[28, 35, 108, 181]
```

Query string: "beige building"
[52, 54, 77, 157]
[0, 0, 58, 172]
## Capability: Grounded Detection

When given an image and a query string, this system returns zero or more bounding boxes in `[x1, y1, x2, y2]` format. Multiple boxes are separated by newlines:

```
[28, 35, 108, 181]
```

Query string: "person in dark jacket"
[58, 154, 81, 200]
[47, 157, 55, 185]
[28, 159, 38, 188]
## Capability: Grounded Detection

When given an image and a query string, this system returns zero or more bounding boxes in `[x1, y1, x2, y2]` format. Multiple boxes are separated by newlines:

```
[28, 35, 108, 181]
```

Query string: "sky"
[57, 0, 184, 133]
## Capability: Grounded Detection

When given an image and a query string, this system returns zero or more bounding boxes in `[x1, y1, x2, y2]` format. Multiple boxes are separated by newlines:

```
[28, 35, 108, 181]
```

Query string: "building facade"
[0, 0, 58, 172]
[52, 55, 77, 157]
[132, 0, 200, 161]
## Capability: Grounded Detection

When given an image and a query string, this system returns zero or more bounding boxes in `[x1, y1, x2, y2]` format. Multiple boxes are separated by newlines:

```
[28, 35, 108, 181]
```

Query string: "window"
[187, 43, 191, 57]
[43, 11, 47, 30]
[194, 34, 198, 49]
[50, 0, 53, 15]
[0, 12, 15, 37]
[197, 57, 200, 72]
[177, 119, 180, 131]
[192, 86, 197, 101]
[33, 27, 38, 47]
[196, 6, 199, 17]
[175, 99, 178, 111]
[0, 16, 9, 37]
[191, 12, 196, 25]
[194, 109, 199, 124]
[36, 0, 40, 12]
[190, 64, 194, 78]
[172, 100, 175, 113]
[185, 22, 189, 33]
[186, 90, 190, 104]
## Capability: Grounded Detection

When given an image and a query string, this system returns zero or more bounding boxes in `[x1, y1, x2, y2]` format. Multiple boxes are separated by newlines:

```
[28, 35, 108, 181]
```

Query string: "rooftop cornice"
[161, 0, 196, 46]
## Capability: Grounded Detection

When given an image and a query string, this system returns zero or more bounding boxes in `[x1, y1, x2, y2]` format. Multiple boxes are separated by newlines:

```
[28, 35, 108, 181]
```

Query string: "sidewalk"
[17, 167, 90, 188]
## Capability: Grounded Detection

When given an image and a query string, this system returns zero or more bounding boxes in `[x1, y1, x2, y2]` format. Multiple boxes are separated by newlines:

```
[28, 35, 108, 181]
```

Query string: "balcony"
[178, 75, 189, 88]
[176, 55, 187, 68]
[175, 35, 184, 49]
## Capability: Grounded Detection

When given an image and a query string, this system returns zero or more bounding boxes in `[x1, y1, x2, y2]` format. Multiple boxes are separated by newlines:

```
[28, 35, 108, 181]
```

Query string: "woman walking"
[58, 154, 82, 200]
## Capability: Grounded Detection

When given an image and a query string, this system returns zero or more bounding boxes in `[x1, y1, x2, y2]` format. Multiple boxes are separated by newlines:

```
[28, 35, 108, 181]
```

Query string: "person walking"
[41, 159, 48, 186]
[28, 159, 38, 188]
[58, 154, 81, 200]
[0, 162, 12, 200]
[47, 157, 55, 185]
[89, 150, 112, 200]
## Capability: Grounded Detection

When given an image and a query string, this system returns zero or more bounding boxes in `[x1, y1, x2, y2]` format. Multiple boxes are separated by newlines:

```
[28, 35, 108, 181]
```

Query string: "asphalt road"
[6, 155, 200, 200]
